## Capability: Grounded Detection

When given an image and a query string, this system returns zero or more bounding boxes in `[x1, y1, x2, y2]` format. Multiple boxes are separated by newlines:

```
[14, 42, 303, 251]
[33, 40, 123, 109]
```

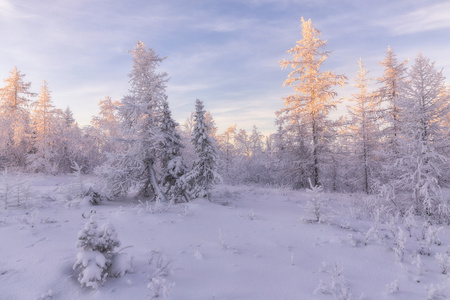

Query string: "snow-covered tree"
[278, 17, 346, 188]
[272, 114, 312, 188]
[217, 124, 237, 182]
[344, 59, 381, 193]
[376, 46, 408, 183]
[186, 99, 220, 200]
[27, 81, 58, 173]
[245, 126, 272, 184]
[53, 107, 83, 173]
[159, 97, 190, 203]
[205, 111, 218, 139]
[388, 53, 450, 218]
[91, 96, 122, 155]
[0, 67, 35, 169]
[98, 41, 168, 201]
[73, 216, 122, 289]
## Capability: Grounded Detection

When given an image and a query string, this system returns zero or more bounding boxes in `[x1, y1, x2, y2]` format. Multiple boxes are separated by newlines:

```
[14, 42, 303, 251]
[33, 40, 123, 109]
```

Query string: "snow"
[1, 175, 450, 299]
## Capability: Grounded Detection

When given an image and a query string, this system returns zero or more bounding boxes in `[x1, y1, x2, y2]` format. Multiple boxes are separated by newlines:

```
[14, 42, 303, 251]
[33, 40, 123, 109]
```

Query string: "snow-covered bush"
[420, 222, 443, 256]
[82, 187, 100, 205]
[73, 216, 131, 289]
[385, 280, 399, 295]
[435, 252, 450, 275]
[148, 276, 174, 299]
[137, 199, 172, 214]
[68, 162, 85, 200]
[403, 207, 417, 237]
[148, 250, 174, 299]
[389, 223, 406, 262]
[411, 251, 424, 282]
[305, 179, 328, 223]
[19, 208, 39, 229]
[426, 284, 447, 300]
[0, 170, 31, 209]
[316, 262, 351, 300]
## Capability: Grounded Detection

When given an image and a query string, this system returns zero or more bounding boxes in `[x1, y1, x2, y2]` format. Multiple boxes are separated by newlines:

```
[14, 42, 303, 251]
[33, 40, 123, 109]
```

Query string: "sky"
[1, 0, 449, 135]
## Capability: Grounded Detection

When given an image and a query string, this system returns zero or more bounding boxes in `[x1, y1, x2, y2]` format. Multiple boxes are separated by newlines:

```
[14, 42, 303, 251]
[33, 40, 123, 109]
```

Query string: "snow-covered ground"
[1, 174, 449, 299]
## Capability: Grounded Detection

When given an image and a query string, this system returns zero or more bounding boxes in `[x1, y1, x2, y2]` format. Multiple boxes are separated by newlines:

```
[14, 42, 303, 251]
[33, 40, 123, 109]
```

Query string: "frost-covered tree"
[91, 96, 122, 155]
[217, 124, 237, 182]
[98, 41, 168, 201]
[345, 59, 381, 193]
[245, 126, 272, 184]
[272, 114, 312, 188]
[159, 97, 190, 203]
[278, 17, 346, 188]
[53, 107, 83, 173]
[186, 99, 220, 200]
[28, 81, 58, 173]
[73, 216, 122, 289]
[376, 47, 408, 183]
[0, 67, 35, 169]
[388, 53, 450, 218]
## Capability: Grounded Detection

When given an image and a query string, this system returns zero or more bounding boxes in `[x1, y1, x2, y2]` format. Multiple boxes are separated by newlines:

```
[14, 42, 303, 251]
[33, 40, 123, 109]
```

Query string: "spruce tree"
[186, 99, 220, 200]
[159, 97, 190, 203]
[99, 41, 168, 201]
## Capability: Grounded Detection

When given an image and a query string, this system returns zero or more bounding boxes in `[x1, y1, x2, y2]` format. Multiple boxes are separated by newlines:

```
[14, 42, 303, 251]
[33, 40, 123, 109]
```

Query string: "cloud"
[376, 2, 450, 35]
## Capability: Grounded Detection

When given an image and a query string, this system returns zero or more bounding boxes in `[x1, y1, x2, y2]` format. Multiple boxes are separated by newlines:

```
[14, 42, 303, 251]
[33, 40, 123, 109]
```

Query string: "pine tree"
[99, 41, 168, 201]
[345, 59, 381, 193]
[0, 67, 35, 169]
[28, 80, 58, 173]
[278, 17, 346, 187]
[186, 99, 220, 200]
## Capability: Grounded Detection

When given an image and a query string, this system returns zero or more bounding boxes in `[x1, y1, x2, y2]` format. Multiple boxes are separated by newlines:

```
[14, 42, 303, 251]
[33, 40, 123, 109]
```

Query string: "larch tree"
[28, 80, 58, 173]
[376, 46, 408, 183]
[278, 17, 346, 187]
[91, 96, 122, 155]
[345, 59, 380, 193]
[54, 107, 83, 173]
[98, 41, 168, 201]
[217, 124, 238, 182]
[186, 99, 220, 201]
[0, 67, 35, 168]
[390, 53, 449, 218]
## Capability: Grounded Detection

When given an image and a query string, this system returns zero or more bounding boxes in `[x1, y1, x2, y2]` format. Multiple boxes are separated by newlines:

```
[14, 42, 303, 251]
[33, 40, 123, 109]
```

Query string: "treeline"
[1, 18, 449, 219]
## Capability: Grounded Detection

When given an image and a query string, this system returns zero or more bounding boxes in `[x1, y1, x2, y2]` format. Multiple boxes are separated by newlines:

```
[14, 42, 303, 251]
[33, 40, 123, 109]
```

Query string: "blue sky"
[1, 0, 449, 134]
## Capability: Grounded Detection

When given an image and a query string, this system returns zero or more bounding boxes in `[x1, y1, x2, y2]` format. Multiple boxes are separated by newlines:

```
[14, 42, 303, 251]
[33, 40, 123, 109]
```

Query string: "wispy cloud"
[376, 2, 450, 35]
[1, 0, 449, 134]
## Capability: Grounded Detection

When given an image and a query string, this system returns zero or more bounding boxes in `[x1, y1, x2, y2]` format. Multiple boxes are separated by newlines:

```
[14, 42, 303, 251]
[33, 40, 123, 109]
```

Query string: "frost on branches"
[0, 67, 35, 169]
[98, 41, 188, 203]
[73, 215, 132, 289]
[277, 17, 346, 188]
[383, 53, 450, 220]
[159, 98, 190, 203]
[185, 99, 220, 201]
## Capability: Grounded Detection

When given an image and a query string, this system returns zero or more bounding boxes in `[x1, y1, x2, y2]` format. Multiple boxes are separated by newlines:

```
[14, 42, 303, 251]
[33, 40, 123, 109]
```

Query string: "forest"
[0, 18, 450, 299]
[1, 18, 448, 220]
